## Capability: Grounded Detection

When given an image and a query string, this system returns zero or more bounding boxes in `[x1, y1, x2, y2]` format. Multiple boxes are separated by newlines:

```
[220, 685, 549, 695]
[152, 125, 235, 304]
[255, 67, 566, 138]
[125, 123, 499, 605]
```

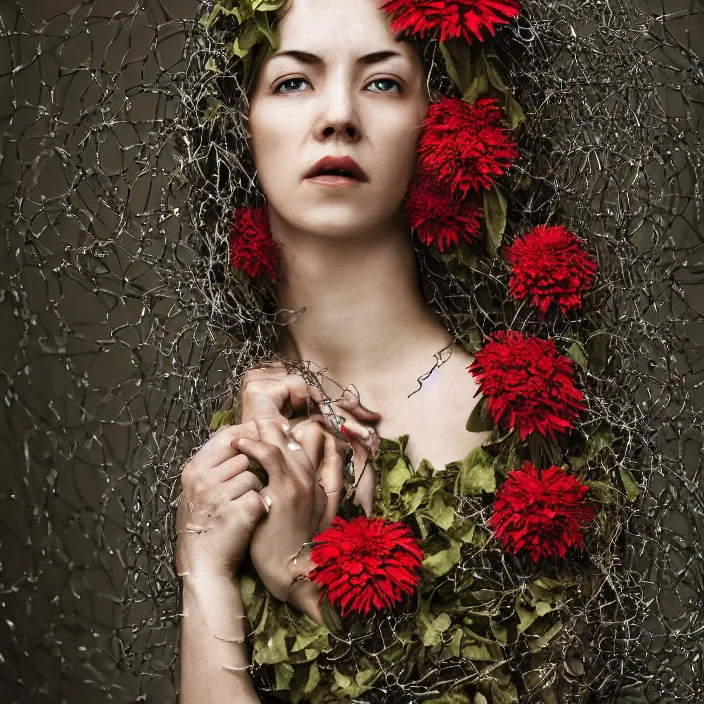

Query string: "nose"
[312, 79, 361, 143]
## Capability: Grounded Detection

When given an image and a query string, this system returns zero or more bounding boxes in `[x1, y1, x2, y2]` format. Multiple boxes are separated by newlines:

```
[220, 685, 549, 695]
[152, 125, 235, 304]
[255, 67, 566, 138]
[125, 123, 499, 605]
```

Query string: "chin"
[287, 205, 395, 239]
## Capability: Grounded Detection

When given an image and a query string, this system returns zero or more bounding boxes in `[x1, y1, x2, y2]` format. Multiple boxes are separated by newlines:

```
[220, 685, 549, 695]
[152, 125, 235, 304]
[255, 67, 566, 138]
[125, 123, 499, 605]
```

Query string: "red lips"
[305, 155, 368, 182]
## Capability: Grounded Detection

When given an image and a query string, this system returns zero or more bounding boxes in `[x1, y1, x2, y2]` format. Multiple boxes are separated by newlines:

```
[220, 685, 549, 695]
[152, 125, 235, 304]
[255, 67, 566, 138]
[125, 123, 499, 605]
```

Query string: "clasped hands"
[176, 361, 381, 622]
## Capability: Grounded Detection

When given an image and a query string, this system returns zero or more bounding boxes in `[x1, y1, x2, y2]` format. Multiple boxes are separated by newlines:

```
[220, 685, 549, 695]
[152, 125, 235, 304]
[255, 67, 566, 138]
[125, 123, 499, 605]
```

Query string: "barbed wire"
[0, 0, 701, 702]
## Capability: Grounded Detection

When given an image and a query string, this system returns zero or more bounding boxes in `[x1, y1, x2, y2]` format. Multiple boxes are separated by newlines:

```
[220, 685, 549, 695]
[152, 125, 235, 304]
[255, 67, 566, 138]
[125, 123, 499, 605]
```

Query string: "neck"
[271, 210, 452, 388]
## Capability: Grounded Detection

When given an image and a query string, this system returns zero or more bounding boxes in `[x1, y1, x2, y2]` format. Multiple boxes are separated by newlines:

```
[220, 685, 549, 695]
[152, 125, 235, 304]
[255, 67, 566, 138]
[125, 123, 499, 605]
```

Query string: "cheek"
[248, 104, 295, 194]
[379, 115, 424, 180]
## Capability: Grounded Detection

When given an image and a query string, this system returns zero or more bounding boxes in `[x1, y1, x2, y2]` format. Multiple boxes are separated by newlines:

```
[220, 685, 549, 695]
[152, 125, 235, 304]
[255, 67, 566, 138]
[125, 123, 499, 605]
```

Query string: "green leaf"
[204, 56, 221, 74]
[427, 694, 471, 704]
[516, 599, 554, 633]
[489, 679, 520, 704]
[254, 624, 288, 664]
[291, 620, 328, 653]
[483, 186, 508, 257]
[506, 94, 526, 130]
[255, 0, 284, 10]
[586, 429, 616, 460]
[459, 446, 496, 495]
[483, 55, 510, 92]
[618, 467, 640, 501]
[382, 456, 413, 505]
[466, 396, 494, 432]
[422, 540, 462, 578]
[355, 668, 378, 687]
[461, 641, 502, 661]
[274, 662, 294, 690]
[200, 3, 244, 30]
[421, 612, 452, 647]
[255, 14, 278, 48]
[401, 485, 427, 516]
[332, 667, 353, 690]
[331, 666, 376, 697]
[455, 519, 476, 544]
[438, 42, 462, 90]
[440, 38, 476, 93]
[448, 627, 464, 656]
[462, 75, 490, 105]
[490, 619, 509, 645]
[239, 574, 257, 610]
[426, 491, 456, 530]
[320, 598, 342, 635]
[529, 621, 563, 651]
[209, 408, 234, 431]
[302, 662, 321, 695]
[567, 340, 588, 372]
[569, 455, 587, 472]
[587, 480, 620, 504]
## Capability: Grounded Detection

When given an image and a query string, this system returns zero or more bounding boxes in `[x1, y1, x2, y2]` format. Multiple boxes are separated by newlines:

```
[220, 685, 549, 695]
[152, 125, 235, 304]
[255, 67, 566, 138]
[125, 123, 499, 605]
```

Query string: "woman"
[178, 0, 493, 699]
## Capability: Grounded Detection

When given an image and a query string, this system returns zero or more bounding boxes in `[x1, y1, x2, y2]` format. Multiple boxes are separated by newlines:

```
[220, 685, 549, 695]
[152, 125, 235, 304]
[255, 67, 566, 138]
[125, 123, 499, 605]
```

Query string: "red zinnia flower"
[229, 206, 279, 281]
[417, 97, 518, 198]
[381, 0, 521, 44]
[309, 516, 424, 617]
[403, 170, 484, 251]
[489, 461, 595, 562]
[468, 330, 586, 442]
[504, 225, 598, 317]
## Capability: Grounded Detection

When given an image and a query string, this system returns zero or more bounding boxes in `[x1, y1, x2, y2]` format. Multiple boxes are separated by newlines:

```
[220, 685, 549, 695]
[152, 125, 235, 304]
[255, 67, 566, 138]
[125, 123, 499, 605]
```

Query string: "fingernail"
[340, 424, 360, 444]
[262, 495, 272, 512]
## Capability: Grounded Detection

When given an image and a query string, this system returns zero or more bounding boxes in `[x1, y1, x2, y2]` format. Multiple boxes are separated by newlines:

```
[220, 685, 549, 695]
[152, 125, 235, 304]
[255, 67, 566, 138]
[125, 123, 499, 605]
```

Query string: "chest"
[367, 356, 490, 470]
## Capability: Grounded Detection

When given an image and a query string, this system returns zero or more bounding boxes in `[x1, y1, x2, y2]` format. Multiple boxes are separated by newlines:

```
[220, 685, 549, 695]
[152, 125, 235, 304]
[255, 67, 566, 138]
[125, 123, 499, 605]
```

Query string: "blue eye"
[274, 78, 401, 94]
[274, 78, 309, 94]
[366, 78, 400, 93]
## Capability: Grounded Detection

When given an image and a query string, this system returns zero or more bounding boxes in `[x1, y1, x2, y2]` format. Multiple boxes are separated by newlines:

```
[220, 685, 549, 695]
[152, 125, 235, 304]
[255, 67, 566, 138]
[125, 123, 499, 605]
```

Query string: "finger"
[254, 416, 316, 480]
[307, 388, 378, 442]
[338, 387, 382, 421]
[289, 420, 326, 472]
[240, 368, 311, 422]
[210, 453, 251, 485]
[308, 385, 381, 422]
[232, 489, 270, 529]
[308, 406, 378, 452]
[232, 435, 287, 483]
[188, 422, 260, 470]
[316, 433, 346, 532]
[222, 469, 264, 501]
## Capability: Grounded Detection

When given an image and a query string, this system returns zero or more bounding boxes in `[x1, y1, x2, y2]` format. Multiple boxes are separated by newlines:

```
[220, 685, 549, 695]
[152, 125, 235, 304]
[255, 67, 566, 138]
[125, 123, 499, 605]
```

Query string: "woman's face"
[248, 0, 429, 240]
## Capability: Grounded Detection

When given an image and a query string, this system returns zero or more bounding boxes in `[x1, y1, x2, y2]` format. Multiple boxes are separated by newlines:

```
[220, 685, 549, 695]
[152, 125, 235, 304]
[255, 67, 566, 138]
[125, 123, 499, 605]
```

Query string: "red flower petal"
[381, 0, 521, 44]
[403, 170, 484, 251]
[229, 206, 279, 281]
[416, 97, 518, 199]
[468, 330, 586, 442]
[489, 462, 595, 562]
[504, 225, 598, 317]
[309, 517, 424, 618]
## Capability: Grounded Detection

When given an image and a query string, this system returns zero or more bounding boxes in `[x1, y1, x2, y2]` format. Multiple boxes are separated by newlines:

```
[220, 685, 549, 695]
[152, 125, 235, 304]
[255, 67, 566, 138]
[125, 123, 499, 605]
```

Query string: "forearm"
[180, 574, 260, 704]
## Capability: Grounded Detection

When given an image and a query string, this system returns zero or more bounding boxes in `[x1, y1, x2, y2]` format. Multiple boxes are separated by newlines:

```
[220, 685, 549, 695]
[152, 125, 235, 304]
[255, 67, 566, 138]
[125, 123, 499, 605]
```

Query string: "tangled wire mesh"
[0, 0, 701, 702]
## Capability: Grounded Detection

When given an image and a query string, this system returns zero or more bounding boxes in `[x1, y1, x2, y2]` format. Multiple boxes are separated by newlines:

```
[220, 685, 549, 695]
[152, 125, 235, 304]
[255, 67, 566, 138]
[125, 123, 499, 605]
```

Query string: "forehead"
[275, 0, 412, 59]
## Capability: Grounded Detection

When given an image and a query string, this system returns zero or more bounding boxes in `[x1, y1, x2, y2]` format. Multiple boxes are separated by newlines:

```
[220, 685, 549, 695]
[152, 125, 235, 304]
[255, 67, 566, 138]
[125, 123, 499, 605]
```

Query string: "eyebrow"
[268, 49, 405, 66]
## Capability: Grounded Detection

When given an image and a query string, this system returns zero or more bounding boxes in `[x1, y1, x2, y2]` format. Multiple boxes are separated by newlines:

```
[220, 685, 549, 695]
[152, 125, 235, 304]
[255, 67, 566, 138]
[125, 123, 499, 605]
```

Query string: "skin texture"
[180, 5, 491, 698]
[248, 0, 490, 469]
[249, 0, 430, 242]
[178, 368, 378, 702]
